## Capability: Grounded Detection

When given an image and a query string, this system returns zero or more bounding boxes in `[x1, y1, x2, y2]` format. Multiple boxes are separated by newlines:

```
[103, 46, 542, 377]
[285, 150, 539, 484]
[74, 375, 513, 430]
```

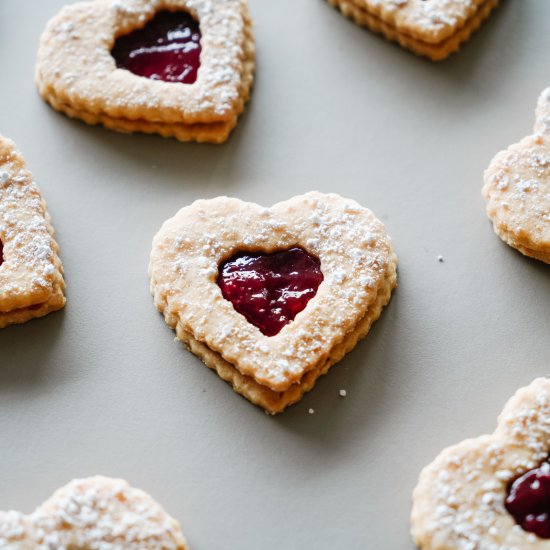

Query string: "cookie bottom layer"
[42, 94, 238, 144]
[327, 0, 499, 61]
[1, 206, 66, 328]
[0, 283, 65, 329]
[483, 131, 550, 265]
[491, 224, 550, 264]
[38, 30, 255, 144]
[0, 201, 65, 318]
[177, 264, 397, 415]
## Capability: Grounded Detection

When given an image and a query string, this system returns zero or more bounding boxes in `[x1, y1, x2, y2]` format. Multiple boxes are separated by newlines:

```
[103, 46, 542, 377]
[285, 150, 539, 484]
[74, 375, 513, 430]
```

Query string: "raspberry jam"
[217, 248, 324, 337]
[0, 241, 3, 266]
[111, 11, 201, 84]
[505, 459, 550, 539]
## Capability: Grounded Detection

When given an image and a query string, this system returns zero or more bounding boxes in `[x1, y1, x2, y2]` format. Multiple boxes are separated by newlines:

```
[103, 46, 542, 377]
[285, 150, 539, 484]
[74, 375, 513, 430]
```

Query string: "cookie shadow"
[425, 0, 519, 86]
[496, 238, 550, 277]
[321, 0, 520, 98]
[271, 284, 402, 451]
[0, 309, 66, 390]
[38, 84, 258, 194]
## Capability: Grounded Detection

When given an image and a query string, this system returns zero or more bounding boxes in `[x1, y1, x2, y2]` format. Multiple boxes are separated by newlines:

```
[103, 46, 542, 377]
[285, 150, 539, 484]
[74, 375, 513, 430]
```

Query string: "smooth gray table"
[0, 1, 548, 548]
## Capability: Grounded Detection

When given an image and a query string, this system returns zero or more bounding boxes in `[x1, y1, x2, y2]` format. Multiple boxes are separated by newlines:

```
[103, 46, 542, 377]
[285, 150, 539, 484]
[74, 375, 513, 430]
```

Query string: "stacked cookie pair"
[36, 0, 255, 144]
[149, 193, 397, 414]
[483, 88, 550, 263]
[0, 136, 65, 328]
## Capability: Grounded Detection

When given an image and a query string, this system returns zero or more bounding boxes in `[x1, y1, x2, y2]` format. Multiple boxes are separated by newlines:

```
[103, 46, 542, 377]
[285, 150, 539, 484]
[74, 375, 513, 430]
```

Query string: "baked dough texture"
[411, 377, 550, 550]
[36, 0, 255, 144]
[0, 476, 187, 549]
[149, 192, 397, 414]
[0, 135, 65, 328]
[327, 0, 499, 61]
[483, 87, 550, 263]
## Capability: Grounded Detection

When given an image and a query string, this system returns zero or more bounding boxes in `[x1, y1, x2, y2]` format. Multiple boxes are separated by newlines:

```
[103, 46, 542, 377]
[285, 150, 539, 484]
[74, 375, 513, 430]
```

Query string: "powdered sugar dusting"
[483, 88, 550, 259]
[0, 138, 62, 306]
[0, 476, 186, 549]
[361, 0, 483, 36]
[37, 0, 252, 125]
[409, 0, 477, 30]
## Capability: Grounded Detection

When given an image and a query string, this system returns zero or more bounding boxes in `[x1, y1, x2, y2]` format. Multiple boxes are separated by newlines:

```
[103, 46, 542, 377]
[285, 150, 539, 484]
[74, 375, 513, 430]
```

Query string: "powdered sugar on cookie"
[0, 476, 187, 549]
[483, 87, 550, 263]
[36, 0, 255, 143]
[0, 135, 65, 327]
[327, 0, 499, 61]
[150, 192, 397, 412]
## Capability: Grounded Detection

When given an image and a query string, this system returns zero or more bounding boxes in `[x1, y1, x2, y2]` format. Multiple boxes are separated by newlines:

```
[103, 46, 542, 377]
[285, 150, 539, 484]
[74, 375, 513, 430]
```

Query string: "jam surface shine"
[112, 11, 201, 84]
[217, 248, 324, 337]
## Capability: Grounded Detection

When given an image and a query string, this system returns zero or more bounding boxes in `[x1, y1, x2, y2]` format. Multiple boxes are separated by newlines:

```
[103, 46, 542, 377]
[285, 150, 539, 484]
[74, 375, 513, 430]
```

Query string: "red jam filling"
[0, 241, 3, 267]
[505, 459, 550, 539]
[217, 248, 324, 337]
[111, 11, 201, 84]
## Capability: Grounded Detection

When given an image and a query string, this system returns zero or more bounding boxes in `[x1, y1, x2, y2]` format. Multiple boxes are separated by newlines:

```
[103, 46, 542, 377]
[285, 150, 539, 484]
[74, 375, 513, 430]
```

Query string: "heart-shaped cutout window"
[111, 10, 201, 84]
[217, 247, 324, 337]
[505, 458, 550, 538]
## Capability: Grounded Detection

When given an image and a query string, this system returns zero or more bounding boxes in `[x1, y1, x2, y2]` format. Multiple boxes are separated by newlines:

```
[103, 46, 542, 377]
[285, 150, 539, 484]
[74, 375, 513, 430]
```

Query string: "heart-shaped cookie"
[149, 192, 397, 414]
[0, 135, 65, 328]
[0, 476, 187, 549]
[483, 87, 550, 263]
[411, 378, 550, 549]
[327, 0, 499, 62]
[36, 0, 255, 144]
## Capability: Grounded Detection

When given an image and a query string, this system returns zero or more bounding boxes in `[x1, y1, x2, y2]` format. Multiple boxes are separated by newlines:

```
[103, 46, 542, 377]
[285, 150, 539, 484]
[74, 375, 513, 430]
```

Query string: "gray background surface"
[0, 1, 549, 548]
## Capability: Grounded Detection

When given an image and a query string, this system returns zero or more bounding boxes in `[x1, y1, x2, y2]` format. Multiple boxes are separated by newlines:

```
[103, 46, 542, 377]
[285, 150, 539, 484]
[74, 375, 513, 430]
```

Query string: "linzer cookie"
[411, 378, 550, 548]
[327, 0, 499, 61]
[36, 0, 255, 144]
[483, 88, 550, 264]
[0, 476, 187, 548]
[149, 192, 397, 414]
[0, 135, 65, 328]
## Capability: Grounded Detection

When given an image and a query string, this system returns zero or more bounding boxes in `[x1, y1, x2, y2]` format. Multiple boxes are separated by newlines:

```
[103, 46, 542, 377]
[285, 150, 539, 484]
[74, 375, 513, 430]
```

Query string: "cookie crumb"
[437, 255, 444, 262]
[308, 408, 315, 415]
[339, 389, 347, 397]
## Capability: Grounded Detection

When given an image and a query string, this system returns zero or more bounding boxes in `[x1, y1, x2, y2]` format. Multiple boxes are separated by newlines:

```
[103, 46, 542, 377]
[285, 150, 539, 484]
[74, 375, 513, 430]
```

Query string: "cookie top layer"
[353, 0, 488, 43]
[150, 192, 397, 392]
[36, 0, 251, 124]
[483, 88, 550, 262]
[0, 476, 187, 549]
[0, 136, 65, 313]
[411, 378, 550, 550]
